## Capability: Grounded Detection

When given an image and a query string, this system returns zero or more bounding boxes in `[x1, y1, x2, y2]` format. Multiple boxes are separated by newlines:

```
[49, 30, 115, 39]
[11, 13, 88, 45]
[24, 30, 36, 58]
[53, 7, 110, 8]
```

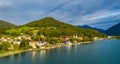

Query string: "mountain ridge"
[22, 17, 106, 38]
[77, 25, 105, 33]
[78, 22, 120, 36]
[105, 23, 120, 36]
[0, 20, 16, 28]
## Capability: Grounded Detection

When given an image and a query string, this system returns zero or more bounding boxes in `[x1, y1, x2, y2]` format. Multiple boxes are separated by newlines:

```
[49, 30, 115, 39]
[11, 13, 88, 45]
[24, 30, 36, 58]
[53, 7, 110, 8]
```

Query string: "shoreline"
[0, 50, 31, 57]
[0, 43, 64, 57]
[0, 42, 92, 58]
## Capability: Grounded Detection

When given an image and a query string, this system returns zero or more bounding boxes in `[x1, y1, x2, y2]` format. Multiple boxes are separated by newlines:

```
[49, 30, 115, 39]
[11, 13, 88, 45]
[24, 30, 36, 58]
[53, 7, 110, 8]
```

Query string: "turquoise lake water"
[0, 40, 120, 64]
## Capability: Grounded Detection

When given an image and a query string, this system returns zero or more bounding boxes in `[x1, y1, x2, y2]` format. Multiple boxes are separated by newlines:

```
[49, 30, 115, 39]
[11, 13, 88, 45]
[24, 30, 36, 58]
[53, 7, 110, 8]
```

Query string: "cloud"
[0, 0, 120, 29]
[73, 10, 120, 25]
[90, 21, 119, 29]
[0, 1, 13, 7]
[80, 10, 120, 21]
[47, 0, 115, 24]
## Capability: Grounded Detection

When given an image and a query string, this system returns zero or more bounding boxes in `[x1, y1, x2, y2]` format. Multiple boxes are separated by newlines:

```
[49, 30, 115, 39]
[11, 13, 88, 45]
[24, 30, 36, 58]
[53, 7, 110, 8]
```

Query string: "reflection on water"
[14, 54, 20, 58]
[4, 55, 11, 58]
[74, 45, 78, 53]
[66, 45, 72, 53]
[13, 54, 20, 64]
[13, 54, 20, 60]
[32, 51, 36, 60]
[40, 50, 46, 57]
[20, 52, 26, 56]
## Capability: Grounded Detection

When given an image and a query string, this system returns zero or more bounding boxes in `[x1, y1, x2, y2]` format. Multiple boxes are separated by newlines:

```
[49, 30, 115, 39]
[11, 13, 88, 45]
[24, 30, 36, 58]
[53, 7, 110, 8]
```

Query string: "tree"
[70, 38, 76, 43]
[6, 29, 21, 36]
[0, 42, 11, 51]
[20, 39, 29, 50]
[83, 36, 89, 42]
[76, 39, 82, 42]
[13, 44, 19, 51]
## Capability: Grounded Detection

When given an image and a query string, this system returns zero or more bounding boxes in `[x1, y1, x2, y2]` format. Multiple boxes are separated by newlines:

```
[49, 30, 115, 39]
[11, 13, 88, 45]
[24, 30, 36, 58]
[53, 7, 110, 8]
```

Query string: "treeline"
[0, 39, 30, 52]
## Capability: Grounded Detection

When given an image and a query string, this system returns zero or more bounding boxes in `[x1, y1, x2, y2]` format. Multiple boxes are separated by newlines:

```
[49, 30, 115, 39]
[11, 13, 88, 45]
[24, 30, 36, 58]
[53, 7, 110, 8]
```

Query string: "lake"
[0, 40, 120, 64]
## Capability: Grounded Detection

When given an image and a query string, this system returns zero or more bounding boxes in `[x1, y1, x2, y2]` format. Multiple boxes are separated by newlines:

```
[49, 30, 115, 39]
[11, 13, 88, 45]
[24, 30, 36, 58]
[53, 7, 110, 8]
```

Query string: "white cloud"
[80, 10, 120, 21]
[0, 1, 13, 7]
[72, 10, 120, 25]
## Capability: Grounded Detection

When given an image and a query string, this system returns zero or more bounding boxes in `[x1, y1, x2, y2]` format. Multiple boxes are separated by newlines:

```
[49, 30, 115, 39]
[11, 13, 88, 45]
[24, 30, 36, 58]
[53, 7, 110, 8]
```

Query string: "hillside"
[78, 25, 105, 33]
[0, 20, 16, 28]
[25, 17, 75, 28]
[23, 17, 106, 38]
[0, 20, 16, 35]
[105, 23, 120, 36]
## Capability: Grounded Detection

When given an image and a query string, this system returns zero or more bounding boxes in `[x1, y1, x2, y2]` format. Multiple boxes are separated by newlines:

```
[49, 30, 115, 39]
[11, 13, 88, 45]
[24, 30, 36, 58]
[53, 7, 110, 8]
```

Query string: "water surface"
[0, 40, 120, 64]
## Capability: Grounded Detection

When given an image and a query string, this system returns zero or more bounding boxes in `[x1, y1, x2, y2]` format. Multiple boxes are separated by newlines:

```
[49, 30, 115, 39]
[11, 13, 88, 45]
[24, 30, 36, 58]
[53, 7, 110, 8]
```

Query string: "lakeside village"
[0, 17, 119, 57]
[0, 33, 110, 51]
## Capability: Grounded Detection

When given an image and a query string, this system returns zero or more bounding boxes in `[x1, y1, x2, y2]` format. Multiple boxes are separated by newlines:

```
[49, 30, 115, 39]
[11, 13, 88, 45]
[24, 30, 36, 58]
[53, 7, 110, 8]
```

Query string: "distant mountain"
[77, 25, 105, 33]
[105, 23, 120, 36]
[0, 20, 16, 28]
[23, 17, 106, 37]
[78, 25, 93, 29]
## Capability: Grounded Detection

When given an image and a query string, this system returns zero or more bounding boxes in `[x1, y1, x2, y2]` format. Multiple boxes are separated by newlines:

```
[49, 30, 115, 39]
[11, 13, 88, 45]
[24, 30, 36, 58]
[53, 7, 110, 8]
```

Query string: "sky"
[0, 0, 120, 29]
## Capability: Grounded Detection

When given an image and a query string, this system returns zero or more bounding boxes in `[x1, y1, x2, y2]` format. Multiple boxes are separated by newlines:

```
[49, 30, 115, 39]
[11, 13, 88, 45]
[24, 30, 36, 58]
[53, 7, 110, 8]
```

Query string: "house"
[108, 36, 112, 39]
[25, 36, 31, 40]
[29, 41, 39, 48]
[39, 42, 47, 46]
[7, 38, 13, 43]
[23, 35, 32, 40]
[14, 36, 22, 40]
[40, 35, 45, 38]
[13, 40, 21, 45]
[94, 37, 99, 40]
[73, 35, 78, 39]
[36, 41, 47, 49]
[64, 40, 72, 45]
[0, 37, 13, 43]
[1, 37, 7, 42]
[78, 36, 83, 40]
[60, 36, 72, 41]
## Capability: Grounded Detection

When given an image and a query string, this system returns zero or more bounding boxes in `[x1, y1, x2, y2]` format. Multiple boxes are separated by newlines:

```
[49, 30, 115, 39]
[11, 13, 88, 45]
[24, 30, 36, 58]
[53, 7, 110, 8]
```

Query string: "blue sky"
[0, 0, 120, 29]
